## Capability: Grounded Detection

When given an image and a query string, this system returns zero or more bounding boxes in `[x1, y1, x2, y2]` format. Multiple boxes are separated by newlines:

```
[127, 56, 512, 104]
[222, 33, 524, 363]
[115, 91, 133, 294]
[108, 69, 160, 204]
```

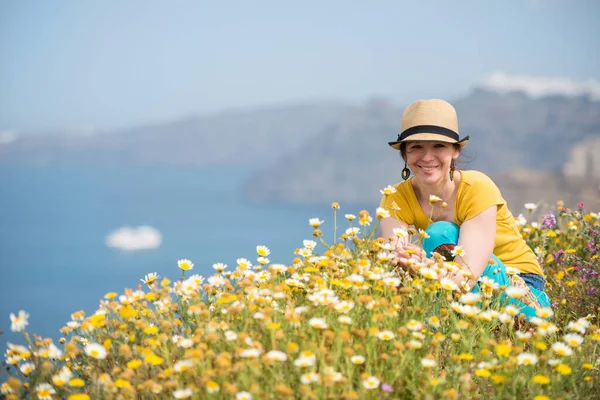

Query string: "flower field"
[2, 200, 599, 399]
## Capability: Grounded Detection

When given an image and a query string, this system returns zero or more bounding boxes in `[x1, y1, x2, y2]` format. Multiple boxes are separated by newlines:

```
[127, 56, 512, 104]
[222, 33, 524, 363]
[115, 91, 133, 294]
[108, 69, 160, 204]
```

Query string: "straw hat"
[388, 99, 469, 150]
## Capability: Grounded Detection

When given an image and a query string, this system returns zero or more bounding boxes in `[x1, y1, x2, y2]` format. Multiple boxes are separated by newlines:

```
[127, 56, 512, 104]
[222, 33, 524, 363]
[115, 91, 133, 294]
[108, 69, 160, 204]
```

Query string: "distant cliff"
[242, 89, 600, 210]
[0, 102, 355, 167]
[2, 90, 599, 210]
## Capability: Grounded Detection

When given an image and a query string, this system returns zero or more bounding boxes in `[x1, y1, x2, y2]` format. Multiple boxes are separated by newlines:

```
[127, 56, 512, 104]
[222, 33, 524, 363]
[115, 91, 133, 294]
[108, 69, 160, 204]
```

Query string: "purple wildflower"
[588, 287, 597, 296]
[587, 242, 596, 253]
[554, 249, 565, 260]
[381, 383, 394, 392]
[542, 212, 557, 229]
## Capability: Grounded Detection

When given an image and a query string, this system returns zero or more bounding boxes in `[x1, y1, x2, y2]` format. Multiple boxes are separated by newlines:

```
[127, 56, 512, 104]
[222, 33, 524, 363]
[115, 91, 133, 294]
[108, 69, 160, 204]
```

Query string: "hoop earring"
[401, 162, 411, 180]
[449, 160, 455, 181]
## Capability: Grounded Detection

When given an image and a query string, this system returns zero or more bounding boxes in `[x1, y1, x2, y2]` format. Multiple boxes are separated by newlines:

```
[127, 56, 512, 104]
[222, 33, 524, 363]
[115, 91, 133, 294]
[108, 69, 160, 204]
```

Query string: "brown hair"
[399, 142, 462, 161]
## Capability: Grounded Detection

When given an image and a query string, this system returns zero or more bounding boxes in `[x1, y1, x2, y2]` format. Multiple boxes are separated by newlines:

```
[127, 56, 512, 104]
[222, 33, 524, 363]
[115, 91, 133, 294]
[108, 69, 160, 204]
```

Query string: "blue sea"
[0, 166, 369, 355]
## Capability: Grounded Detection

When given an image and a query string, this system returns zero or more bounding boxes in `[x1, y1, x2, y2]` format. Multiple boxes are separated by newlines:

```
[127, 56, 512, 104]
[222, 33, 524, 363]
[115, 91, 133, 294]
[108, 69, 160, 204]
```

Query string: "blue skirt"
[422, 221, 551, 320]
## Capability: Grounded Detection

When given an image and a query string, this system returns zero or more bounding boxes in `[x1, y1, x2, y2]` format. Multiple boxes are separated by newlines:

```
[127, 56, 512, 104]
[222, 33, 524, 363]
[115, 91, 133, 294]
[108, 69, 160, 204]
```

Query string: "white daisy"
[334, 301, 355, 313]
[515, 214, 527, 226]
[174, 359, 194, 372]
[551, 341, 573, 357]
[265, 350, 287, 362]
[300, 372, 321, 384]
[376, 207, 390, 219]
[19, 362, 35, 375]
[236, 258, 252, 269]
[140, 272, 160, 287]
[256, 245, 270, 257]
[257, 256, 270, 265]
[380, 185, 397, 195]
[440, 278, 459, 291]
[383, 277, 401, 287]
[351, 355, 365, 364]
[240, 349, 261, 358]
[173, 388, 194, 398]
[207, 275, 226, 287]
[516, 352, 538, 366]
[84, 342, 107, 360]
[392, 228, 408, 238]
[309, 218, 324, 228]
[294, 352, 316, 367]
[177, 338, 194, 348]
[429, 195, 442, 204]
[504, 305, 520, 316]
[563, 333, 584, 348]
[270, 264, 287, 274]
[345, 227, 360, 237]
[10, 310, 29, 332]
[505, 286, 528, 299]
[377, 330, 395, 341]
[536, 307, 554, 319]
[212, 262, 228, 272]
[406, 320, 423, 331]
[421, 358, 437, 368]
[362, 376, 380, 389]
[309, 318, 329, 330]
[450, 246, 465, 257]
[303, 240, 317, 250]
[419, 268, 438, 280]
[177, 259, 194, 271]
[459, 292, 481, 305]
[35, 383, 55, 400]
[524, 203, 537, 211]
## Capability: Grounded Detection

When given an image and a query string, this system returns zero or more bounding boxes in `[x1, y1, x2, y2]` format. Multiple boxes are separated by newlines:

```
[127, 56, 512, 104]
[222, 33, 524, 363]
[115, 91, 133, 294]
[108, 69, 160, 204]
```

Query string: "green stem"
[334, 208, 338, 245]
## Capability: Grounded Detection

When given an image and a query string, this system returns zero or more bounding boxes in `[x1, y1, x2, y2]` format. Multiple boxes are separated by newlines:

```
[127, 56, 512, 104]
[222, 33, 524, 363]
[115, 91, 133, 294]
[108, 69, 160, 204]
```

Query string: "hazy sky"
[1, 0, 598, 132]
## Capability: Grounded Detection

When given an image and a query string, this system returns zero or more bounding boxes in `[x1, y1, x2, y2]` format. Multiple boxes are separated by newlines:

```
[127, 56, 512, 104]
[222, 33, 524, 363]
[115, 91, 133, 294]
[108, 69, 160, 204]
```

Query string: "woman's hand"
[394, 242, 427, 261]
[392, 243, 428, 273]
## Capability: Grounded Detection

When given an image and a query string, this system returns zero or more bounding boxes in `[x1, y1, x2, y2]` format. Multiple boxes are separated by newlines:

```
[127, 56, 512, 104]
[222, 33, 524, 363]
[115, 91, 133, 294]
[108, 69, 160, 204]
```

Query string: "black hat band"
[398, 125, 459, 142]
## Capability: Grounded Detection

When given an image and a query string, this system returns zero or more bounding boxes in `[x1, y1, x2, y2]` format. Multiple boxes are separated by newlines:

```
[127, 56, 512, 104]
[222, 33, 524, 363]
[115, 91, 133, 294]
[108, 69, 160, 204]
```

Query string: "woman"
[379, 99, 550, 319]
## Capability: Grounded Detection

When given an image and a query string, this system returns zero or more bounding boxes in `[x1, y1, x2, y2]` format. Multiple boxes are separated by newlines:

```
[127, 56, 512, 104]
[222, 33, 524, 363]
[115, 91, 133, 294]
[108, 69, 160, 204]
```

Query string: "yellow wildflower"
[114, 379, 130, 388]
[144, 325, 159, 335]
[126, 359, 142, 369]
[68, 395, 91, 400]
[68, 378, 85, 387]
[144, 353, 164, 366]
[555, 364, 571, 375]
[531, 375, 550, 385]
[475, 369, 491, 377]
[495, 343, 511, 357]
[491, 374, 506, 385]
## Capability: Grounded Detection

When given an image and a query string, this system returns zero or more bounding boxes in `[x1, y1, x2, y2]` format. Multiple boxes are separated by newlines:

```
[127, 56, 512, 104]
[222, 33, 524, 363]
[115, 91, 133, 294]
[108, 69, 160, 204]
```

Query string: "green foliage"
[1, 202, 599, 399]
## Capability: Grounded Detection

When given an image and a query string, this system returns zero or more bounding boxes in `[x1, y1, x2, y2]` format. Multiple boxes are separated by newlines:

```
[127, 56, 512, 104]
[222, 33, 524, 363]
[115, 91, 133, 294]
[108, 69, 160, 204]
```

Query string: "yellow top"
[380, 170, 544, 276]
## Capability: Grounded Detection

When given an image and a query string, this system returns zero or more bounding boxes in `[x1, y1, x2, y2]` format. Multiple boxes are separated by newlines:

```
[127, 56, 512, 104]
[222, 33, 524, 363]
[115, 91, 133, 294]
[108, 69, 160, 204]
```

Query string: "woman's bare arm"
[450, 205, 497, 288]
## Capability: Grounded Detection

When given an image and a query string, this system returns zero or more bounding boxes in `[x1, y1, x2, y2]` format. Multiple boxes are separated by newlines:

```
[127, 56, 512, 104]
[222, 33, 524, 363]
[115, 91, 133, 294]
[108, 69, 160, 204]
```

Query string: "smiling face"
[403, 141, 460, 185]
